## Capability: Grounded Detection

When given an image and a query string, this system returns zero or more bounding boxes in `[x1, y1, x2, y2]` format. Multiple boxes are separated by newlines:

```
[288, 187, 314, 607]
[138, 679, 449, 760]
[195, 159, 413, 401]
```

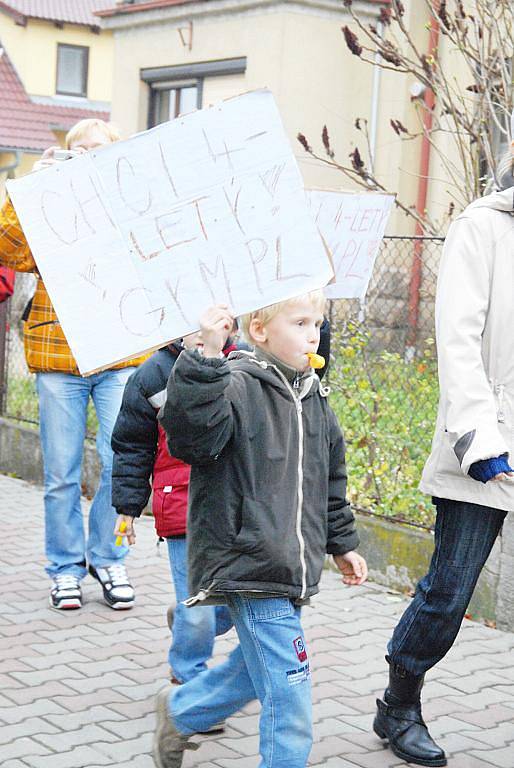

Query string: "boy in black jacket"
[153, 292, 367, 768]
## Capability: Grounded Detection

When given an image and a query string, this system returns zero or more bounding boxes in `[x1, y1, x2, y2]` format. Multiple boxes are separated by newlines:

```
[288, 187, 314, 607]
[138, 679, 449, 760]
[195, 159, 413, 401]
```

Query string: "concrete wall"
[0, 418, 100, 500]
[0, 416, 509, 628]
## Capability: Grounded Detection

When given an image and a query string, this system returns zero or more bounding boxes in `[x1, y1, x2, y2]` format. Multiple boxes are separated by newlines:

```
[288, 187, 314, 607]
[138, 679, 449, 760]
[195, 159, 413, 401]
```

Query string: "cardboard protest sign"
[7, 90, 333, 375]
[308, 190, 394, 299]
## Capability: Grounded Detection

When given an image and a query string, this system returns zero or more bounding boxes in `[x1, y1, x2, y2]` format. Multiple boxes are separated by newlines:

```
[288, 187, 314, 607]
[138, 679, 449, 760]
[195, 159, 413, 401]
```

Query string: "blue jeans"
[169, 595, 312, 768]
[36, 369, 134, 579]
[166, 537, 233, 682]
[389, 498, 506, 675]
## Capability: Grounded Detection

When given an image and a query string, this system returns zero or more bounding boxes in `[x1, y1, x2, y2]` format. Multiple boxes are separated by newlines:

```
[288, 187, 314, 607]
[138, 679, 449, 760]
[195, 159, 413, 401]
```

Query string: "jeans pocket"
[247, 597, 294, 622]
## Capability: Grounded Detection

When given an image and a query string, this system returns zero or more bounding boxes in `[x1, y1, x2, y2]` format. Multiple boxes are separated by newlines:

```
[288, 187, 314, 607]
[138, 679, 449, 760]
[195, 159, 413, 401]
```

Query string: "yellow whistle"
[115, 521, 127, 547]
[306, 352, 325, 370]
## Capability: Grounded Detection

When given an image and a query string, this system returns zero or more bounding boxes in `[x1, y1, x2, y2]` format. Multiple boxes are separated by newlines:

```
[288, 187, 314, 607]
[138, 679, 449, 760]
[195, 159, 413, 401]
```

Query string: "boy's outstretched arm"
[325, 408, 368, 586]
[111, 370, 159, 545]
[159, 305, 236, 465]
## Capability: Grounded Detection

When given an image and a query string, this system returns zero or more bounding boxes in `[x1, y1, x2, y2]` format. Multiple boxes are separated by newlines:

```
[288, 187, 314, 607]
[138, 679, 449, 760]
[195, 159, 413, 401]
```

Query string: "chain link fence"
[328, 236, 444, 529]
[0, 236, 444, 526]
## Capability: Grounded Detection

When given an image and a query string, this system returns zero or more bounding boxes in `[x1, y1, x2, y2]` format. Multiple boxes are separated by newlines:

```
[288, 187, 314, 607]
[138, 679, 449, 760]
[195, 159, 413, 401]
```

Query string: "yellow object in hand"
[306, 352, 325, 370]
[115, 521, 127, 546]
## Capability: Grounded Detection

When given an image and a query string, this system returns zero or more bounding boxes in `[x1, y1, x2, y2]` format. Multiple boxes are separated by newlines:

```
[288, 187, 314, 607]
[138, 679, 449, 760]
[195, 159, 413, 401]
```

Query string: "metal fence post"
[0, 299, 9, 415]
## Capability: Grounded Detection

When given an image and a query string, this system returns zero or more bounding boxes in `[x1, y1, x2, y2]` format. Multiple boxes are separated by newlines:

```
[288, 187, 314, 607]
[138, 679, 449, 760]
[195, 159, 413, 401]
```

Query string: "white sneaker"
[88, 563, 134, 610]
[49, 574, 82, 610]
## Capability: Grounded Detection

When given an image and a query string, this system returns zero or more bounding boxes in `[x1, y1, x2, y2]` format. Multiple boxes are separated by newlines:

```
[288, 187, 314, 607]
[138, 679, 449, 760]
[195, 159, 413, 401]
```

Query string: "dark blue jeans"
[388, 498, 507, 676]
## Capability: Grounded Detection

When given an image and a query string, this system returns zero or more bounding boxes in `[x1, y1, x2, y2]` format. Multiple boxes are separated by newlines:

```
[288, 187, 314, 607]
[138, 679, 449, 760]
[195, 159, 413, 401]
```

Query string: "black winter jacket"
[111, 346, 179, 516]
[159, 349, 358, 603]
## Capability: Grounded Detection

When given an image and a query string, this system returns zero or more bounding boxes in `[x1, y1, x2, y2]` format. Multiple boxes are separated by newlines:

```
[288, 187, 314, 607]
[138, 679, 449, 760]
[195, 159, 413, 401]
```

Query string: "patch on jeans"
[293, 636, 308, 662]
[286, 662, 310, 686]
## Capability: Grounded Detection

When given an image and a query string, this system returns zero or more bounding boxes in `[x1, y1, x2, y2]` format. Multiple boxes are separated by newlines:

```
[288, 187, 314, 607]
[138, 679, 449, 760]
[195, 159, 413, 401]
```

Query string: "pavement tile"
[341, 749, 405, 767]
[2, 680, 79, 705]
[50, 689, 132, 713]
[442, 756, 498, 768]
[3, 761, 32, 768]
[0, 737, 52, 760]
[310, 759, 375, 768]
[453, 703, 514, 727]
[25, 745, 113, 767]
[438, 731, 494, 753]
[309, 735, 373, 763]
[470, 747, 514, 768]
[35, 723, 121, 751]
[0, 698, 69, 725]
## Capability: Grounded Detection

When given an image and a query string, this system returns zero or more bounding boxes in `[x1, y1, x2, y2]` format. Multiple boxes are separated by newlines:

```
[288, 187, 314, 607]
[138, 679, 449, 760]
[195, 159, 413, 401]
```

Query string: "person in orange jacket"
[0, 119, 147, 612]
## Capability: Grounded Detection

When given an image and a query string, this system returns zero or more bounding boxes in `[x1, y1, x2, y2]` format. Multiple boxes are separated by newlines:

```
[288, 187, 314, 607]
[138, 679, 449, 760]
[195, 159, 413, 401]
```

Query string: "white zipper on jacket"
[263, 363, 312, 601]
[496, 384, 505, 423]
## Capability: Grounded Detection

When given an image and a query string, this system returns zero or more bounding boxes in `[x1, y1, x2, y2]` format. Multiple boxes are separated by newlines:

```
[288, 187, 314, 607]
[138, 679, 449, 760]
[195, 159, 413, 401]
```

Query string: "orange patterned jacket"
[0, 197, 147, 374]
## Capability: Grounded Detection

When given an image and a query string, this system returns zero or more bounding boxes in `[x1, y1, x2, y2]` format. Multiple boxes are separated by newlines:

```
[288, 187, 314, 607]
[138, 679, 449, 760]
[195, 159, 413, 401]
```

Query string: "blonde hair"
[65, 119, 121, 149]
[241, 290, 326, 344]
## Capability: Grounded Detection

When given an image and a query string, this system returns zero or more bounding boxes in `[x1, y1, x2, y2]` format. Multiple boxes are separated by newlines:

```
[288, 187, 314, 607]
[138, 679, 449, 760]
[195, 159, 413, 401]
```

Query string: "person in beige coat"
[373, 132, 514, 767]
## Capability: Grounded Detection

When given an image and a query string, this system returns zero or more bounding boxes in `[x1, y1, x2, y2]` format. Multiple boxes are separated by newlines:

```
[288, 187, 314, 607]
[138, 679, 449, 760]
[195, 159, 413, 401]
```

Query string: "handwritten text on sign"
[7, 90, 333, 374]
[308, 191, 394, 299]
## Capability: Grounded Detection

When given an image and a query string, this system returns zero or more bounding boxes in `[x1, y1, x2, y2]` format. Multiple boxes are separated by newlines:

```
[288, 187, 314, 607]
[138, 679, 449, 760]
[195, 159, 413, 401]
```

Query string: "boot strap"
[376, 698, 425, 726]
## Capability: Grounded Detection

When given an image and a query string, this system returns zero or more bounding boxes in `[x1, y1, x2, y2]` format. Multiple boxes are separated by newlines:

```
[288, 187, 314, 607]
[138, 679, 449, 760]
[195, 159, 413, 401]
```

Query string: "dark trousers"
[388, 497, 507, 676]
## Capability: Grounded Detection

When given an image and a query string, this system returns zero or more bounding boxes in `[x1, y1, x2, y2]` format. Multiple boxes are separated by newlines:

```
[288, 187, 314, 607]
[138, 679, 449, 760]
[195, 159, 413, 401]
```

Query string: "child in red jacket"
[111, 332, 235, 686]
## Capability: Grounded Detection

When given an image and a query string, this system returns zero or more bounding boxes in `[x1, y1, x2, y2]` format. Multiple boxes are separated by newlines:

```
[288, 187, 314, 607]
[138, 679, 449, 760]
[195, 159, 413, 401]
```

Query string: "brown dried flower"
[297, 133, 312, 152]
[342, 25, 363, 56]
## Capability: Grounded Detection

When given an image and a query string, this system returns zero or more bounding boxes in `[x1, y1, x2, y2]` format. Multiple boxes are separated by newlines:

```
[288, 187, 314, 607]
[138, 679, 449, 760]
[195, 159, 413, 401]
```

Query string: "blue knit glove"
[468, 454, 513, 483]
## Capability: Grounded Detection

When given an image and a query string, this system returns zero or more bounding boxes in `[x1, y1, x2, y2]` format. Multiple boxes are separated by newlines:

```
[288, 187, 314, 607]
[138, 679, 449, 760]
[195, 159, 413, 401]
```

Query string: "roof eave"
[0, 144, 42, 154]
[0, 1, 26, 26]
[0, 2, 103, 30]
[97, 0, 386, 29]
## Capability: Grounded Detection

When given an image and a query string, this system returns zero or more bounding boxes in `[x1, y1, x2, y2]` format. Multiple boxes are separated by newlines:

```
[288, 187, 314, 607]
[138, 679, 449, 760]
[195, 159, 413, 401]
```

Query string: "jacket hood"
[464, 187, 514, 215]
[227, 349, 319, 399]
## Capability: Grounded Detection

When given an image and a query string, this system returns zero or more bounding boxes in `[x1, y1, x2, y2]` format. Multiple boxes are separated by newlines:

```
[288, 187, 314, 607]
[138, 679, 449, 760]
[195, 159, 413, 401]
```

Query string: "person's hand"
[32, 146, 61, 172]
[199, 304, 234, 358]
[114, 514, 136, 546]
[32, 145, 87, 172]
[491, 471, 514, 482]
[333, 551, 368, 586]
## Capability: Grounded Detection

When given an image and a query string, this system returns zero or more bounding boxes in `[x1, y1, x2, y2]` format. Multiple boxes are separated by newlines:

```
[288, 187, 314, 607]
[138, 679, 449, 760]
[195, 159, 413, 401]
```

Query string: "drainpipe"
[359, 18, 384, 324]
[369, 20, 384, 174]
[405, 10, 440, 359]
[0, 149, 21, 178]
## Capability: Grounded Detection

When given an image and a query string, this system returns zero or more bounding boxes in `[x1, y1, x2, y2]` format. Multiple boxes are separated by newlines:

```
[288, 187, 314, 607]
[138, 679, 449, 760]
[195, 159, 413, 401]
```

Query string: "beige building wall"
[0, 14, 113, 101]
[106, 4, 386, 202]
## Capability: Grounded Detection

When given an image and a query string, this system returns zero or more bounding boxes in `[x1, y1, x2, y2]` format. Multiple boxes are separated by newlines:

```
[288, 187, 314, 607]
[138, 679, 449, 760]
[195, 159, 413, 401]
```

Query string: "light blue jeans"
[36, 369, 134, 579]
[169, 594, 312, 767]
[166, 537, 233, 682]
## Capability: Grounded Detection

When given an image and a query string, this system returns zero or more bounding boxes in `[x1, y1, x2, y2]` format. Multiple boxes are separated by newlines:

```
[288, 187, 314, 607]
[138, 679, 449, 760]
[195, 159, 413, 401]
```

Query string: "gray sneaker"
[153, 685, 199, 768]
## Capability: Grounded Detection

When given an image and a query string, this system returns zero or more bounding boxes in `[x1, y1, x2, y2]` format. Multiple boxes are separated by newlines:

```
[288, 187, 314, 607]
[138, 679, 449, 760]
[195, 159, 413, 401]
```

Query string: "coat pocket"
[152, 483, 188, 535]
[232, 497, 296, 556]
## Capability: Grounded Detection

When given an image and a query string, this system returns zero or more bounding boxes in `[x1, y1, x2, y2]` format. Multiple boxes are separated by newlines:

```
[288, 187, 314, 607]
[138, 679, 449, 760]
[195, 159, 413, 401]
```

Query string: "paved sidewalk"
[1, 473, 514, 768]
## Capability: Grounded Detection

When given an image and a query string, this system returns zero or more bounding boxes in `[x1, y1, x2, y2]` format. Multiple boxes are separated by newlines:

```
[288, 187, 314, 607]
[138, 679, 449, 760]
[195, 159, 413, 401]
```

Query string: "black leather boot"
[373, 657, 447, 767]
